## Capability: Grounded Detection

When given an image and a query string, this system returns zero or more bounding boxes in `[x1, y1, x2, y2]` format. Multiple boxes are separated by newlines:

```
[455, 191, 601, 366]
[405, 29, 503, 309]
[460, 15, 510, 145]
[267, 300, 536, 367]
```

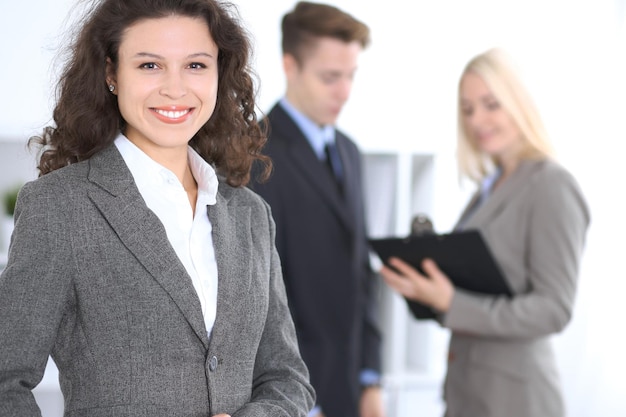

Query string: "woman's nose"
[160, 71, 187, 98]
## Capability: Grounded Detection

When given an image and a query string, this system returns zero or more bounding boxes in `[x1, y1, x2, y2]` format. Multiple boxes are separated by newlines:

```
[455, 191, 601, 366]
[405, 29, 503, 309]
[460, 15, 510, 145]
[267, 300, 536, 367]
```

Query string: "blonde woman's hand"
[380, 257, 454, 313]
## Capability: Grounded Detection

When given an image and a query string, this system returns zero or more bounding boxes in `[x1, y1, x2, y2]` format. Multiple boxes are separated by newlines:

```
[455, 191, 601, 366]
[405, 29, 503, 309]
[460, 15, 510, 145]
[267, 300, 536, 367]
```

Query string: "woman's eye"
[461, 107, 473, 117]
[189, 62, 207, 70]
[140, 62, 158, 70]
[486, 101, 500, 111]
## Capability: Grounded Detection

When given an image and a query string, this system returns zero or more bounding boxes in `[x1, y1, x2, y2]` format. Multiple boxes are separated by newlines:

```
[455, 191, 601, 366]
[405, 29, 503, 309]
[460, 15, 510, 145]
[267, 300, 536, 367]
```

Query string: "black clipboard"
[370, 229, 512, 320]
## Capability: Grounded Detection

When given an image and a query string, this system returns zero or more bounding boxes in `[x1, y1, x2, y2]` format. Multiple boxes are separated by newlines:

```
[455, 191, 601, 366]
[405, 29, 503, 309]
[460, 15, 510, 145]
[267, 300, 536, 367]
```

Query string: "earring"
[108, 84, 115, 92]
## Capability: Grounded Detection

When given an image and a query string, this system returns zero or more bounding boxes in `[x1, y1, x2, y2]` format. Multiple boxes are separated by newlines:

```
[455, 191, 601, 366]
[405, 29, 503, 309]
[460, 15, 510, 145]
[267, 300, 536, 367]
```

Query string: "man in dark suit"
[251, 2, 385, 417]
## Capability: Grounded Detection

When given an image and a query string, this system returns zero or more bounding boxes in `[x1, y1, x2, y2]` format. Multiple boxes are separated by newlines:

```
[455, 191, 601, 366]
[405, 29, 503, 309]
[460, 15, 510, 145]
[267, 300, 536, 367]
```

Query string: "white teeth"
[154, 109, 189, 119]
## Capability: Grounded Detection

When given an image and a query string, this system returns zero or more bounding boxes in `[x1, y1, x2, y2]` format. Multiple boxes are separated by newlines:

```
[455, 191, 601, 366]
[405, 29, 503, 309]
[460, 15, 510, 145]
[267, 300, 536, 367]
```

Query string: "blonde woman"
[380, 48, 590, 417]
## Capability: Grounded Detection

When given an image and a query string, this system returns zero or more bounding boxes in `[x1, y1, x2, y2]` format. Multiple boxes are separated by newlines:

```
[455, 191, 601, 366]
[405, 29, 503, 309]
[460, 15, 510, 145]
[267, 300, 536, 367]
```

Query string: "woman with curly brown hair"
[0, 0, 315, 416]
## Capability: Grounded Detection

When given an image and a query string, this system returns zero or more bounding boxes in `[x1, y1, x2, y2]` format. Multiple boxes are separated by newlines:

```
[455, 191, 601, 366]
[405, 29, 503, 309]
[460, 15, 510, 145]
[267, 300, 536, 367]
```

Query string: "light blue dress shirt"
[279, 97, 335, 159]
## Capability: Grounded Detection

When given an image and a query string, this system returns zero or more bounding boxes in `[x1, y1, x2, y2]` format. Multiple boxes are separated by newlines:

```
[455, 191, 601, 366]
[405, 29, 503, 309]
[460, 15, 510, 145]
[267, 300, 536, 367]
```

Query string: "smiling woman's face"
[460, 71, 524, 162]
[108, 15, 219, 159]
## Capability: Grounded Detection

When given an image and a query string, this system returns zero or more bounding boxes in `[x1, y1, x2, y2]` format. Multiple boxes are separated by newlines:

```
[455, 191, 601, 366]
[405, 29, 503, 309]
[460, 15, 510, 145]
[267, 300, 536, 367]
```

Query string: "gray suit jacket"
[0, 144, 314, 416]
[441, 159, 590, 417]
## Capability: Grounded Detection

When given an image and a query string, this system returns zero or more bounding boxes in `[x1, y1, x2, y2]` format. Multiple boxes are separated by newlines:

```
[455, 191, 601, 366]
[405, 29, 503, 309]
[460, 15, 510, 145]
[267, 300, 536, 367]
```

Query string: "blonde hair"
[457, 48, 555, 183]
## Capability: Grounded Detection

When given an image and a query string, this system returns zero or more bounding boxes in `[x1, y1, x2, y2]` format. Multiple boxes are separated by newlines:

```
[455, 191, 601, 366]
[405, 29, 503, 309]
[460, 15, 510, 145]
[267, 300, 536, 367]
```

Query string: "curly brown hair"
[30, 0, 270, 187]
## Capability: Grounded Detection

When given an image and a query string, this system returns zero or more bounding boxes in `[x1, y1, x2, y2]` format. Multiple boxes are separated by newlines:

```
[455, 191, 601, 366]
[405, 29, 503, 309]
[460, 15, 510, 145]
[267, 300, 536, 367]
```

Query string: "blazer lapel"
[464, 160, 541, 229]
[86, 144, 209, 349]
[271, 106, 355, 233]
[206, 183, 251, 342]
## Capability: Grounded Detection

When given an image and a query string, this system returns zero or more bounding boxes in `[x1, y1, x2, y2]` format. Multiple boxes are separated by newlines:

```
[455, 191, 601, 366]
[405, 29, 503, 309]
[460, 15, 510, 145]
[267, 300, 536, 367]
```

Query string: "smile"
[153, 108, 190, 118]
[151, 107, 194, 124]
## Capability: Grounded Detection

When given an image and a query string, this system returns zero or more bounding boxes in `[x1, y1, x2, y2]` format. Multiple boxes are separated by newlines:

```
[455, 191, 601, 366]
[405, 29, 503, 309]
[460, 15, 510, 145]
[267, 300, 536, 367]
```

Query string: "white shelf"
[362, 150, 457, 417]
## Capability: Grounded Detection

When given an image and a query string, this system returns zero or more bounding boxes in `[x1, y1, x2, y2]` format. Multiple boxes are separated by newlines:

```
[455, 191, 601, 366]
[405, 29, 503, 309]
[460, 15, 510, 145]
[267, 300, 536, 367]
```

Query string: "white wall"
[1, 1, 625, 416]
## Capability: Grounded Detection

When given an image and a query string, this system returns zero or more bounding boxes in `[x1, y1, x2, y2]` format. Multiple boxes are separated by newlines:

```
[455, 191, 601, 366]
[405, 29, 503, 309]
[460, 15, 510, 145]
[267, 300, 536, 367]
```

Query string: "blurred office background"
[1, 0, 625, 416]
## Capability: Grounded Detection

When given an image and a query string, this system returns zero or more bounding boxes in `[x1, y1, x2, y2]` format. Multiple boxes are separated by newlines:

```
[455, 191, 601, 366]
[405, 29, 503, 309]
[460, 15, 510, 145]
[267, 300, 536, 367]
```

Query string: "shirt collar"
[480, 166, 503, 202]
[279, 97, 335, 160]
[188, 145, 218, 206]
[113, 133, 218, 205]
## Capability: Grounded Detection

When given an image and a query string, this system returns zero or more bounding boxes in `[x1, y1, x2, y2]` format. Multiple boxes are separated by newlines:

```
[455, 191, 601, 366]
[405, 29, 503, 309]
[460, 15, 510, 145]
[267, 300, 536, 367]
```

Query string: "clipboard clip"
[410, 214, 434, 237]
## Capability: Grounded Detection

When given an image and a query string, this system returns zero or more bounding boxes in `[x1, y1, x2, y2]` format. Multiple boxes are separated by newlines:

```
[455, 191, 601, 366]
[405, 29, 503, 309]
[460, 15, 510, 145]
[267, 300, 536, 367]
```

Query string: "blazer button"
[209, 355, 218, 372]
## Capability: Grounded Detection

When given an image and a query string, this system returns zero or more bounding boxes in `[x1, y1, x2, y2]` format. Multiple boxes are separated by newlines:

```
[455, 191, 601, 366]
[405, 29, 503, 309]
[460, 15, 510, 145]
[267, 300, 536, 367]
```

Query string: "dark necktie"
[324, 142, 343, 194]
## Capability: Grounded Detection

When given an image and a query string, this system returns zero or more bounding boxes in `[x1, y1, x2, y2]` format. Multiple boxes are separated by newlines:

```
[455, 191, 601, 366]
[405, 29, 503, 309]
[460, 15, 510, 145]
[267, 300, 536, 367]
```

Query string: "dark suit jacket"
[250, 103, 382, 417]
[0, 144, 315, 416]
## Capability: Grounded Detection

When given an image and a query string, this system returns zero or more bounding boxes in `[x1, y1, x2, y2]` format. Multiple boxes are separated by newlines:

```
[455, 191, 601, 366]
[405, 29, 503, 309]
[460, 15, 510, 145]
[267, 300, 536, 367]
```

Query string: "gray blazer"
[441, 159, 590, 417]
[0, 145, 315, 416]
